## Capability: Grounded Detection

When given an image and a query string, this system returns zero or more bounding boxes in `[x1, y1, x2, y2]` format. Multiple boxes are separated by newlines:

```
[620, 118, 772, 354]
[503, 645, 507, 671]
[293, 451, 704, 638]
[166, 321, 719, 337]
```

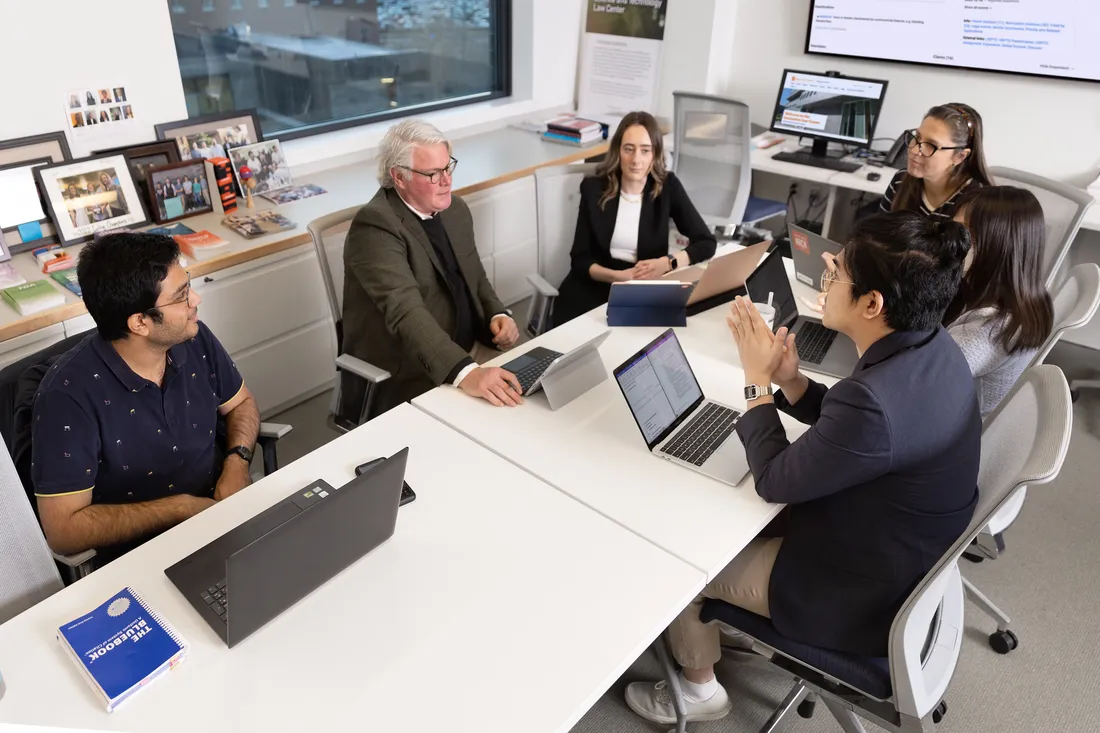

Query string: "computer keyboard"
[772, 151, 862, 173]
[796, 321, 839, 364]
[201, 579, 228, 623]
[661, 403, 740, 467]
[513, 352, 561, 393]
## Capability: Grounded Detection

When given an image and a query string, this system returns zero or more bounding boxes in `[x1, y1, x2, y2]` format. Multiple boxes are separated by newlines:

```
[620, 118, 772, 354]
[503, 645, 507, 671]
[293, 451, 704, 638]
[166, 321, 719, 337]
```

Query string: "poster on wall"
[63, 84, 139, 157]
[577, 0, 668, 119]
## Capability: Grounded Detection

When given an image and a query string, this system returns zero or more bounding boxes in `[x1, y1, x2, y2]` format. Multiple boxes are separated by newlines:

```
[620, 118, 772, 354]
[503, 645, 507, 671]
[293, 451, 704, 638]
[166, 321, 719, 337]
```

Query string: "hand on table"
[490, 315, 520, 349]
[460, 366, 525, 407]
[633, 257, 672, 280]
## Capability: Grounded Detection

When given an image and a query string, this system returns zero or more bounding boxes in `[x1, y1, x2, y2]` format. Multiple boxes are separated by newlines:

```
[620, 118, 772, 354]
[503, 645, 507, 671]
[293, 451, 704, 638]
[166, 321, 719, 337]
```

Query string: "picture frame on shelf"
[227, 139, 293, 197]
[0, 133, 72, 253]
[34, 153, 150, 246]
[145, 159, 214, 224]
[154, 110, 264, 163]
[0, 157, 53, 237]
[94, 140, 181, 195]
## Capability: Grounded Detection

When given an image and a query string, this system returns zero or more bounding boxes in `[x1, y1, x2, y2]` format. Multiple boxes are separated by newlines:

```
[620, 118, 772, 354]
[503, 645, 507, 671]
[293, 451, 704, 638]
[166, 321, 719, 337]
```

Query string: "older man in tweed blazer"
[342, 120, 523, 419]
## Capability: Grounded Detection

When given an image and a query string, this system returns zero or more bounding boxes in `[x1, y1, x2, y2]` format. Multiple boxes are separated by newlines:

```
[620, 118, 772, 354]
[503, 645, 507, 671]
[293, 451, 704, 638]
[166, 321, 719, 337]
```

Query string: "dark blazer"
[342, 187, 506, 418]
[735, 327, 981, 657]
[551, 171, 716, 326]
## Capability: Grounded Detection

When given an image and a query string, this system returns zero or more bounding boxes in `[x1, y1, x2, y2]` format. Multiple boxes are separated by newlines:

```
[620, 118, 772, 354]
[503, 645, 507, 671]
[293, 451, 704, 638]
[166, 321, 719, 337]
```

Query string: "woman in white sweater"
[945, 186, 1053, 419]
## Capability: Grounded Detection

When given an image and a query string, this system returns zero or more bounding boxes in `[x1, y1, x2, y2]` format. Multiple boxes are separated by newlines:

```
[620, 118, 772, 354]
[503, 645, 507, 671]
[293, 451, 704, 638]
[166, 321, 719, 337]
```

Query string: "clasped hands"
[726, 296, 800, 388]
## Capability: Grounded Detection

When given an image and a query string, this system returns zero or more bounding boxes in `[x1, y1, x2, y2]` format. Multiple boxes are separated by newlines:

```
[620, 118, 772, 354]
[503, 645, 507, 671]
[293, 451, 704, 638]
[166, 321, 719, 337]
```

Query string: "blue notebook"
[57, 587, 188, 712]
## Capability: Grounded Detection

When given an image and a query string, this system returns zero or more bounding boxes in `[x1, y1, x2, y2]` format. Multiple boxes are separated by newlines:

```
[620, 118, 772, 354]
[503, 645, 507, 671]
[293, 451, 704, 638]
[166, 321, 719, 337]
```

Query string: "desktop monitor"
[769, 69, 888, 160]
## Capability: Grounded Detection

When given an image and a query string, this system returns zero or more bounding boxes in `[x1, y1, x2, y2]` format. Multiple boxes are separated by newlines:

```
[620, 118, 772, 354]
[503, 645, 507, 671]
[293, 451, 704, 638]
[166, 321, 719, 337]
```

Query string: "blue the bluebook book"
[57, 587, 188, 712]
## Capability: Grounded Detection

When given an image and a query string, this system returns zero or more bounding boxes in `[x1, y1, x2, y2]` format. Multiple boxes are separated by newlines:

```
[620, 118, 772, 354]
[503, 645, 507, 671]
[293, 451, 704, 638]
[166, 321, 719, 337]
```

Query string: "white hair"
[377, 119, 452, 188]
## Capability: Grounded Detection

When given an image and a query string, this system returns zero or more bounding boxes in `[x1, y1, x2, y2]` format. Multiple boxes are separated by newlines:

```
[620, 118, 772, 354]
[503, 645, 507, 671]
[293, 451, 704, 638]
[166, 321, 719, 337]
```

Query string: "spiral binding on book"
[127, 587, 189, 652]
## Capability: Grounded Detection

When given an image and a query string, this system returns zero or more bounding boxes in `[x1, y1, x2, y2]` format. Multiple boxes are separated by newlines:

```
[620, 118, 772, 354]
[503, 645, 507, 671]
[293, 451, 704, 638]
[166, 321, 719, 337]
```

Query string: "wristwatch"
[744, 384, 774, 401]
[667, 255, 678, 271]
[226, 445, 254, 465]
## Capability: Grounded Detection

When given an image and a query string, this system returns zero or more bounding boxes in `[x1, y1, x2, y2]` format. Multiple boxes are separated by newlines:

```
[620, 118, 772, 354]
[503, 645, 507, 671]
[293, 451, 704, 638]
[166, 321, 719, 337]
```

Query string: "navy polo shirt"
[32, 321, 244, 504]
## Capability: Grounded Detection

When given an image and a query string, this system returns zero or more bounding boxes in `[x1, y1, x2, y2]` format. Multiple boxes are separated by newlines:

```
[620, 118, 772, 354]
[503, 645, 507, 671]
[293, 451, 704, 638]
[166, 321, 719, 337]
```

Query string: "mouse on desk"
[866, 172, 882, 182]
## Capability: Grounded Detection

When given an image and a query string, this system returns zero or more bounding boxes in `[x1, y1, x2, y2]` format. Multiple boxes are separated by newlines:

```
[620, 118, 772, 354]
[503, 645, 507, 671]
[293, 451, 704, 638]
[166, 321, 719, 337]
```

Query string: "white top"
[608, 192, 643, 264]
[0, 404, 703, 733]
[414, 255, 832, 580]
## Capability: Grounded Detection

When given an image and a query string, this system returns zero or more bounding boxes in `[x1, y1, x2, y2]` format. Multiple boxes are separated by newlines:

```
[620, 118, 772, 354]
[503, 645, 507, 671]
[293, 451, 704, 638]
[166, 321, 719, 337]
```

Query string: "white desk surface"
[0, 404, 703, 733]
[414, 256, 833, 581]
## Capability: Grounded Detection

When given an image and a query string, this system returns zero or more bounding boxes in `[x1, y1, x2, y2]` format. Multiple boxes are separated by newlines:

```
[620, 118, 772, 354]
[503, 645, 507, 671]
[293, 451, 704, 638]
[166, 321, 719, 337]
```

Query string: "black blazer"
[735, 327, 980, 657]
[550, 171, 716, 326]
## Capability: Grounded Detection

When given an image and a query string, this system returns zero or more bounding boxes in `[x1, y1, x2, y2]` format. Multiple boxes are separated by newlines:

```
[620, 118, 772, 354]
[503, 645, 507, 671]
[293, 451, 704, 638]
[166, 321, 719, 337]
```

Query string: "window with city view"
[167, 0, 509, 139]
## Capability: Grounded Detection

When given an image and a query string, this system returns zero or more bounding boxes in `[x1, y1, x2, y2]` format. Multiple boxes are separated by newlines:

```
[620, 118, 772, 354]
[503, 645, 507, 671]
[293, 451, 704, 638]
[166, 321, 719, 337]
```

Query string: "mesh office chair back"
[989, 167, 1094, 289]
[534, 163, 599, 291]
[1035, 262, 1100, 366]
[672, 93, 752, 230]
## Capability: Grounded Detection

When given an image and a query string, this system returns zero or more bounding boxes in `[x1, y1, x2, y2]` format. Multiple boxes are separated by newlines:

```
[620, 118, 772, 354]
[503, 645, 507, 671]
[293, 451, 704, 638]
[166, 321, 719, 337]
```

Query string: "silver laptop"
[789, 222, 843, 291]
[613, 329, 750, 487]
[745, 249, 859, 379]
[502, 330, 611, 396]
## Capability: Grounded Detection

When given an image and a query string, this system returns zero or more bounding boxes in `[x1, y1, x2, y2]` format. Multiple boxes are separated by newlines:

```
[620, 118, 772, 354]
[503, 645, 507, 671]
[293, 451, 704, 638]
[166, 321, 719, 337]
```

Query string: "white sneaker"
[624, 679, 732, 725]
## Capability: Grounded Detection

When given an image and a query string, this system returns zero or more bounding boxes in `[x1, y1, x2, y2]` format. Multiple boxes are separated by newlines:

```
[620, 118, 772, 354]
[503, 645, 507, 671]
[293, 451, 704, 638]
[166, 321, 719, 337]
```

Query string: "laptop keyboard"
[660, 403, 740, 466]
[200, 580, 228, 623]
[797, 322, 839, 365]
[513, 352, 560, 394]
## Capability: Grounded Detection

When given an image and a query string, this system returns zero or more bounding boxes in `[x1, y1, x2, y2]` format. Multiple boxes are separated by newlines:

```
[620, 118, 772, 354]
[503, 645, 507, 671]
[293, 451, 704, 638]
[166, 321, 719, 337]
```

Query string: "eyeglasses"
[820, 267, 854, 293]
[149, 272, 192, 312]
[904, 129, 968, 158]
[399, 157, 458, 184]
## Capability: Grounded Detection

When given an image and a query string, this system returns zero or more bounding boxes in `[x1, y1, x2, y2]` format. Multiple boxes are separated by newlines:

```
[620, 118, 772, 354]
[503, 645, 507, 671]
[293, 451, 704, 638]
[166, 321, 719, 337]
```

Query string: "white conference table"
[415, 253, 838, 582]
[0, 404, 704, 733]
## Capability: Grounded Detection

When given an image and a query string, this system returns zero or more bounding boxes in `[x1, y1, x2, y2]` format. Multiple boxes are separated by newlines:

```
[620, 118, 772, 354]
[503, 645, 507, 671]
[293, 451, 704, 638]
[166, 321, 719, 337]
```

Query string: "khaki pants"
[668, 537, 784, 669]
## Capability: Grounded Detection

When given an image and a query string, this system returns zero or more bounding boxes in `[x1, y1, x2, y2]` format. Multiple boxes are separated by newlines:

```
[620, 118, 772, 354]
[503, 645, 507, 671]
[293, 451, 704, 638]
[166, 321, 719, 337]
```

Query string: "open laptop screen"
[744, 250, 799, 333]
[614, 330, 704, 449]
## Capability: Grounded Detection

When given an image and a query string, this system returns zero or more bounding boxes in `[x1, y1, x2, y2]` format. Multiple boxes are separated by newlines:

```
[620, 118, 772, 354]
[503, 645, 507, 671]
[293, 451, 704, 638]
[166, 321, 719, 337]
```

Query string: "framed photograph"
[0, 131, 72, 167]
[227, 139, 293, 196]
[155, 110, 264, 163]
[0, 157, 52, 232]
[34, 154, 150, 245]
[145, 159, 213, 224]
[95, 141, 180, 192]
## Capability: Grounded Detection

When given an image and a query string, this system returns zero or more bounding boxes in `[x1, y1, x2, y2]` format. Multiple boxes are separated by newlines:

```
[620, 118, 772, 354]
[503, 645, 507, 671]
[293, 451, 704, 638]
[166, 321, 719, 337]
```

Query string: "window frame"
[174, 0, 513, 143]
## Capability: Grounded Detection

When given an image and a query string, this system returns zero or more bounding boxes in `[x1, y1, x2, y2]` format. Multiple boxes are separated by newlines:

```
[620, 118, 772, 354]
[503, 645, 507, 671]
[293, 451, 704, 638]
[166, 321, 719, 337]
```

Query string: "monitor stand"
[798, 138, 847, 161]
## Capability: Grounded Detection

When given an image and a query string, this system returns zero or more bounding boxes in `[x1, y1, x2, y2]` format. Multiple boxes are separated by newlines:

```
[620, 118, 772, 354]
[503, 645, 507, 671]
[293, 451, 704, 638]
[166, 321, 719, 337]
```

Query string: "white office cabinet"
[190, 246, 336, 417]
[231, 321, 335, 416]
[0, 324, 65, 371]
[62, 314, 96, 338]
[461, 176, 538, 305]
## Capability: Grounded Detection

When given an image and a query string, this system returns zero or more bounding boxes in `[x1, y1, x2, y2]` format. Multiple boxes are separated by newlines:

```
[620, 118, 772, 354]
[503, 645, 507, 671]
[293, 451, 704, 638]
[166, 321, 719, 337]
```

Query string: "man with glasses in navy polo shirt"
[31, 232, 260, 563]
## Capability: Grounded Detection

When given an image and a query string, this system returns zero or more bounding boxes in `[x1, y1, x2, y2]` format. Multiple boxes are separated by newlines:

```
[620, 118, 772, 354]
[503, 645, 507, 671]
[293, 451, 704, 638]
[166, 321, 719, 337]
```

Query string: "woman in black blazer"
[551, 111, 717, 327]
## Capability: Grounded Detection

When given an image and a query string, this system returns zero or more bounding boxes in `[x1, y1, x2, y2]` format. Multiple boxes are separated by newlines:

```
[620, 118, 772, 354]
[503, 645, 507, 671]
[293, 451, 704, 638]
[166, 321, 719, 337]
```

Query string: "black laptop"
[744, 250, 859, 379]
[165, 448, 409, 647]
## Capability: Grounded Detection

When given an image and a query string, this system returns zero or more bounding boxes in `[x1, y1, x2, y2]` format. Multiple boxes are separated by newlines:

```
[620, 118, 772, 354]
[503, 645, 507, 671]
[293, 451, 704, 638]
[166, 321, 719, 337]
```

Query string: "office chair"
[672, 92, 786, 240]
[306, 208, 392, 431]
[0, 330, 291, 584]
[528, 163, 599, 337]
[0, 441, 63, 625]
[988, 167, 1094, 290]
[957, 264, 1099, 651]
[653, 364, 1073, 733]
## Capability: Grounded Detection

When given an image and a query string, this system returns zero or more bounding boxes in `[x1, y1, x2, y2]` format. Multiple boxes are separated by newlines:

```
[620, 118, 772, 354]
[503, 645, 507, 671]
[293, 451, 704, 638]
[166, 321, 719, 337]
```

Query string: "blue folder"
[606, 281, 696, 327]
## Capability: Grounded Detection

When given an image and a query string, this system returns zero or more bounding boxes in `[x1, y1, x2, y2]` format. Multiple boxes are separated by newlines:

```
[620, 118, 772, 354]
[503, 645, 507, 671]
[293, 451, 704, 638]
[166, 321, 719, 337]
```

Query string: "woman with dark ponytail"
[945, 186, 1054, 418]
[879, 103, 991, 219]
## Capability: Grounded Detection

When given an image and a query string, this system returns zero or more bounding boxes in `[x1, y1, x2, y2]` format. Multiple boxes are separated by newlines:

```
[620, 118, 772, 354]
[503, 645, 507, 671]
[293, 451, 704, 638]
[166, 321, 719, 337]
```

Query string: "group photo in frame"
[34, 154, 149, 245]
[155, 110, 263, 163]
[227, 139, 293, 196]
[145, 159, 213, 224]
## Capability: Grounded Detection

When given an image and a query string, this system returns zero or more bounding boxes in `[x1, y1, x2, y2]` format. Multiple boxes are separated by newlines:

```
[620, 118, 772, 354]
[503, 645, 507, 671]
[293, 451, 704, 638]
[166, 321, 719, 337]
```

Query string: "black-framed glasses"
[904, 129, 967, 158]
[148, 272, 192, 313]
[399, 157, 458, 184]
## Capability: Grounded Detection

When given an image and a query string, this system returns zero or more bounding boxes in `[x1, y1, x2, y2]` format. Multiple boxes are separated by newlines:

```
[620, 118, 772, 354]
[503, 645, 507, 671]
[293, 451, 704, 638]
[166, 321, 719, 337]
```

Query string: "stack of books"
[542, 116, 603, 147]
[2, 280, 66, 315]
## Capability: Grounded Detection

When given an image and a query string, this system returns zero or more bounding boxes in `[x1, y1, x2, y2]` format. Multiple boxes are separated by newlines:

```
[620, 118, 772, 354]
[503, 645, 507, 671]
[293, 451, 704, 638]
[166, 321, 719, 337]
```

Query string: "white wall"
[724, 0, 1100, 184]
[0, 1, 187, 156]
[0, 0, 584, 173]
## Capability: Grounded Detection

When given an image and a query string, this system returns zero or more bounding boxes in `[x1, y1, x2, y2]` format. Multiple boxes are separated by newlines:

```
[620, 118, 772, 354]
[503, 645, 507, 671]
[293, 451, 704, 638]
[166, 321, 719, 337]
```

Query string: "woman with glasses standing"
[550, 111, 717, 327]
[880, 103, 991, 219]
